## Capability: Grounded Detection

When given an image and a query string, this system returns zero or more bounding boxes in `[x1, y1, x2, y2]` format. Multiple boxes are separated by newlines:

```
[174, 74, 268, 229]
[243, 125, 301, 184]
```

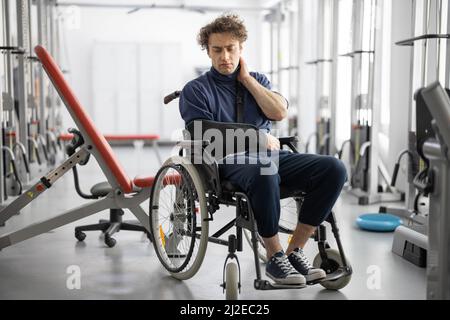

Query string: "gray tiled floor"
[0, 146, 426, 300]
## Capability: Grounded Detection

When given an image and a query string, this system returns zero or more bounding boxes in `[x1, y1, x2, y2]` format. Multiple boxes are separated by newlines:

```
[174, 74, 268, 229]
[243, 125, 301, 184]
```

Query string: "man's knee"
[320, 156, 348, 186]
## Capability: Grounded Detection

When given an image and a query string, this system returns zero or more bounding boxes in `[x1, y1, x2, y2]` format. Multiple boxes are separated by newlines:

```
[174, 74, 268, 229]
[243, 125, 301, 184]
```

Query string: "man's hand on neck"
[236, 56, 288, 121]
[237, 57, 254, 85]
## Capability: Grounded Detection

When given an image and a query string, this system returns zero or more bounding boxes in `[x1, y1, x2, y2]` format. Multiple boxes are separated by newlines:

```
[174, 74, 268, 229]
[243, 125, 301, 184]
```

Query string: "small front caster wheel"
[225, 262, 239, 300]
[313, 249, 352, 290]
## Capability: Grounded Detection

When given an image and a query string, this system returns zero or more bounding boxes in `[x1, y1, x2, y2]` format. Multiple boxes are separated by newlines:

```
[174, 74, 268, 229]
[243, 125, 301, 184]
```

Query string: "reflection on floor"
[0, 146, 426, 300]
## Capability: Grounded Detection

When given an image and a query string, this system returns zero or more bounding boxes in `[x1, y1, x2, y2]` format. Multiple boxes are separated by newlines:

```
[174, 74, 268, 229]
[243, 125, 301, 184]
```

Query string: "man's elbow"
[272, 106, 287, 121]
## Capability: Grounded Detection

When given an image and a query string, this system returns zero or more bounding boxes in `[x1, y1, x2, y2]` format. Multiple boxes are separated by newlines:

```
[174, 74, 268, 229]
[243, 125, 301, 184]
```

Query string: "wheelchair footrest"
[323, 266, 352, 282]
[306, 278, 325, 285]
[254, 279, 306, 291]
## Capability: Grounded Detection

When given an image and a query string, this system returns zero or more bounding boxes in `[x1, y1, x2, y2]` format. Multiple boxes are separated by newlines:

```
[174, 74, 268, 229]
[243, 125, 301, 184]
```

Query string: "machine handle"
[391, 163, 400, 187]
[13, 142, 30, 174]
[27, 137, 42, 165]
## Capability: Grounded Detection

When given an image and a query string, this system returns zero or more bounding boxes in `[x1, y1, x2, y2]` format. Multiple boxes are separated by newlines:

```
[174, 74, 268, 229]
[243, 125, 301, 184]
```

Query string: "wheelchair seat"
[220, 179, 301, 199]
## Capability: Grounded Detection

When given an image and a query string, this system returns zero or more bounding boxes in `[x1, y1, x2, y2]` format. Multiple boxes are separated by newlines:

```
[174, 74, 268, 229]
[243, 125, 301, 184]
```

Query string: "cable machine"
[340, 0, 403, 205]
[382, 0, 450, 268]
[0, 0, 62, 212]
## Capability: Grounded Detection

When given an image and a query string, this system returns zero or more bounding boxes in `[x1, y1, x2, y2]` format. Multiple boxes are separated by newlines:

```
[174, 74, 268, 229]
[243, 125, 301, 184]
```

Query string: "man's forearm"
[240, 76, 288, 121]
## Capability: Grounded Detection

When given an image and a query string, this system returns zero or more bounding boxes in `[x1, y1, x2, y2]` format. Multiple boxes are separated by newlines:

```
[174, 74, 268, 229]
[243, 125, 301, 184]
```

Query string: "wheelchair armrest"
[278, 136, 298, 145]
[278, 136, 299, 153]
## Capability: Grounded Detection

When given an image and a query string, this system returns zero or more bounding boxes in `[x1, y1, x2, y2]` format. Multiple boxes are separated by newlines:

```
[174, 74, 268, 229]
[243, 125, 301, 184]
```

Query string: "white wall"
[57, 5, 265, 140]
[297, 0, 318, 145]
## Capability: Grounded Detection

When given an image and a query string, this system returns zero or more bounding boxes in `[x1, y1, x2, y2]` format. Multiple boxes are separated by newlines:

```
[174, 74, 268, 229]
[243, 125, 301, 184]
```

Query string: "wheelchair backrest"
[185, 119, 268, 160]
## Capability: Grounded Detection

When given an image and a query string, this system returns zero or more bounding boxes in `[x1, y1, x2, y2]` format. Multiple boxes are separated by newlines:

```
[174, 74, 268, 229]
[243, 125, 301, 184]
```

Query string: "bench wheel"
[75, 231, 86, 242]
[313, 248, 352, 290]
[104, 235, 116, 248]
[149, 156, 209, 280]
[225, 262, 239, 300]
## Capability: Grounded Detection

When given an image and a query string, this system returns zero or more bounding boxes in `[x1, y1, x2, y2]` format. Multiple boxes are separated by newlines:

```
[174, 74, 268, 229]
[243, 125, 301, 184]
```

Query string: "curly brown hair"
[197, 13, 248, 51]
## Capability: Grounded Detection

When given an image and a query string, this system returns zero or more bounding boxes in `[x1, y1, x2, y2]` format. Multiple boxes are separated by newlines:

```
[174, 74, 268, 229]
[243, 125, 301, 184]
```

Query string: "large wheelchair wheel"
[150, 156, 209, 280]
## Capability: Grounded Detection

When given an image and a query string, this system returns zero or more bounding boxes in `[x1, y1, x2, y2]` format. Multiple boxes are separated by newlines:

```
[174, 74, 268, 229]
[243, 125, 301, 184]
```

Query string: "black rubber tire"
[75, 231, 86, 242]
[313, 249, 352, 290]
[105, 235, 116, 248]
[225, 263, 239, 300]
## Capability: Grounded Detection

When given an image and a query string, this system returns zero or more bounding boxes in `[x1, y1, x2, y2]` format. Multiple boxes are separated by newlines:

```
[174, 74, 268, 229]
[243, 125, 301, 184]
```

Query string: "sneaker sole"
[305, 270, 327, 283]
[265, 272, 306, 286]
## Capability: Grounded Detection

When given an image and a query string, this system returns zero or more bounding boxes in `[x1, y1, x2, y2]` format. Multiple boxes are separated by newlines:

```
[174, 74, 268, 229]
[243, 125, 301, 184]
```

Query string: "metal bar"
[211, 219, 236, 238]
[37, 0, 46, 137]
[15, 0, 30, 181]
[128, 204, 150, 232]
[437, 0, 442, 79]
[0, 196, 112, 250]
[315, 0, 325, 149]
[305, 59, 333, 65]
[0, 147, 88, 225]
[152, 140, 162, 165]
[446, 0, 450, 87]
[2, 0, 14, 97]
[339, 50, 374, 57]
[405, 0, 418, 212]
[48, 0, 56, 131]
[396, 34, 450, 46]
[296, 0, 303, 150]
[276, 2, 282, 94]
[288, 6, 295, 132]
[328, 0, 339, 156]
[1, 0, 11, 206]
[207, 236, 228, 246]
[56, 2, 270, 12]
[270, 15, 274, 84]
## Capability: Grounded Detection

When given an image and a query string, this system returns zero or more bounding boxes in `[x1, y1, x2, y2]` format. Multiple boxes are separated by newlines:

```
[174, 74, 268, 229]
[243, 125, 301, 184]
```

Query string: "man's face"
[207, 32, 242, 75]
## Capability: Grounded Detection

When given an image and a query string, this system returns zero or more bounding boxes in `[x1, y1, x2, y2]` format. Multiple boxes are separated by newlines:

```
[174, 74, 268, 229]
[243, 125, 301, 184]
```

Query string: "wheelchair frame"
[149, 120, 353, 297]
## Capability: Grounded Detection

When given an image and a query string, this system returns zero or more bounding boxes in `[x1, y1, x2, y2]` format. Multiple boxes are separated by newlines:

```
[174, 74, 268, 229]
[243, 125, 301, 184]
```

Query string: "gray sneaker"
[288, 248, 326, 283]
[265, 251, 306, 285]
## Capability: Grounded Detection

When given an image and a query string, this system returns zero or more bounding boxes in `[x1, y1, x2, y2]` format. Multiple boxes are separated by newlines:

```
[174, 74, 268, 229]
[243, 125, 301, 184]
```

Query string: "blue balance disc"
[356, 213, 403, 232]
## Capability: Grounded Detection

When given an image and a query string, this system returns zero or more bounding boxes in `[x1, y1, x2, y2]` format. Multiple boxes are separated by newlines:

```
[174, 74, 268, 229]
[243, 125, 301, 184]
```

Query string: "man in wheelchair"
[176, 14, 348, 287]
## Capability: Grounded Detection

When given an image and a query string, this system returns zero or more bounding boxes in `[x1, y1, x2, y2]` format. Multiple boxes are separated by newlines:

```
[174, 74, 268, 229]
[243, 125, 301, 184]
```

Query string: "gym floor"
[0, 146, 426, 300]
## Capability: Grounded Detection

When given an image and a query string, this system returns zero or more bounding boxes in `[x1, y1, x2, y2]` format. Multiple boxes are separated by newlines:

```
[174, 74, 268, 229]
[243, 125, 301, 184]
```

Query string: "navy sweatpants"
[218, 150, 347, 238]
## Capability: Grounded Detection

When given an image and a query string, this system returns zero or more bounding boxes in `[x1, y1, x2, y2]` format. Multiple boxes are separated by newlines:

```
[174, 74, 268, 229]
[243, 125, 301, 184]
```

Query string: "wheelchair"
[149, 116, 352, 300]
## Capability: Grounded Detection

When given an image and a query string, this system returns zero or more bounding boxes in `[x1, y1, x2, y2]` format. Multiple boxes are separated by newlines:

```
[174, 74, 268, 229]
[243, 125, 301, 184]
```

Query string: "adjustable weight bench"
[59, 132, 161, 247]
[0, 45, 164, 250]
